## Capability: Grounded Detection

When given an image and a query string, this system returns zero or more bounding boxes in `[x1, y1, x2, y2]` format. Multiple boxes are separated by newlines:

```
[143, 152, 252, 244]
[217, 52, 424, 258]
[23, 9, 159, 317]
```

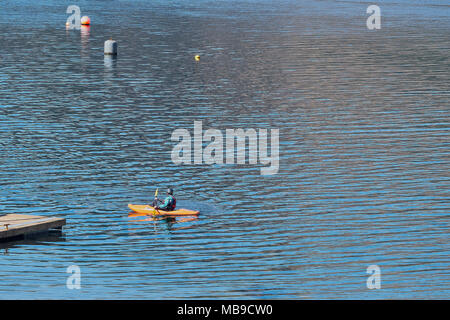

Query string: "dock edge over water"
[0, 214, 66, 241]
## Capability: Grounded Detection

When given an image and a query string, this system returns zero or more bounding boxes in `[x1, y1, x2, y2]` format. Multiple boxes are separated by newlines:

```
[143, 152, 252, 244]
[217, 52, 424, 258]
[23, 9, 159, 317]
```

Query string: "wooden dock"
[0, 214, 66, 241]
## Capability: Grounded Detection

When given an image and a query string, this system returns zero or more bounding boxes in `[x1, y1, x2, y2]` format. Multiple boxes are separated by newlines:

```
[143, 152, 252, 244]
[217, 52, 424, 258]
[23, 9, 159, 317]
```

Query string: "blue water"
[0, 0, 449, 299]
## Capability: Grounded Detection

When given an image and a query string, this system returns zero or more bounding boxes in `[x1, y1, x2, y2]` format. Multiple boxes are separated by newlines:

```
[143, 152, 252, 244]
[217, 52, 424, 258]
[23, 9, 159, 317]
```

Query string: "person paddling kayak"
[152, 188, 176, 211]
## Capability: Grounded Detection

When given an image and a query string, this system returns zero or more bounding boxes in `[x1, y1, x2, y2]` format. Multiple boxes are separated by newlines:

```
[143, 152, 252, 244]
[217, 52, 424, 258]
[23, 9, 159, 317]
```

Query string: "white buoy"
[104, 39, 117, 55]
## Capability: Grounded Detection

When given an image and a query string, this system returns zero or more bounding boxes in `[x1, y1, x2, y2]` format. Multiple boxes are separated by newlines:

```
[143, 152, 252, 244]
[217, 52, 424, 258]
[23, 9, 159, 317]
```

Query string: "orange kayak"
[128, 204, 200, 216]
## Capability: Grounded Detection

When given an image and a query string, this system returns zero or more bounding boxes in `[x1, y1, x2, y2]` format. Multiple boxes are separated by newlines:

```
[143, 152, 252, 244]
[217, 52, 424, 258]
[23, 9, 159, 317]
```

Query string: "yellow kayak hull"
[128, 204, 200, 216]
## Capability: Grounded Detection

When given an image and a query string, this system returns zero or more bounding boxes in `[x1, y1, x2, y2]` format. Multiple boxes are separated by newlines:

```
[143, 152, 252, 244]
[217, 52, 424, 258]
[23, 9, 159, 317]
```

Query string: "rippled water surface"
[0, 0, 449, 299]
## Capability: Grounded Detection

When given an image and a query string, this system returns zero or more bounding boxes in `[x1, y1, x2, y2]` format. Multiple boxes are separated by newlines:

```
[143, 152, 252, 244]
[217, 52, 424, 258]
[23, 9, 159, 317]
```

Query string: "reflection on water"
[0, 230, 66, 251]
[80, 25, 90, 58]
[0, 0, 449, 299]
[104, 55, 117, 70]
[127, 214, 199, 233]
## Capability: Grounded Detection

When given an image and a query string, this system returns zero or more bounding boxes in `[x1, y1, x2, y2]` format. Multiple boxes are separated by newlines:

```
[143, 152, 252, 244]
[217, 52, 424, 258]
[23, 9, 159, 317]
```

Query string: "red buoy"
[81, 16, 90, 25]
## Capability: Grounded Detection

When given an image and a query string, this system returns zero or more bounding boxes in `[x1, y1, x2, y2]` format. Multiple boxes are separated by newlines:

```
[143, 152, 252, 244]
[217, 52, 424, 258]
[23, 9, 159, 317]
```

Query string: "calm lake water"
[0, 0, 449, 299]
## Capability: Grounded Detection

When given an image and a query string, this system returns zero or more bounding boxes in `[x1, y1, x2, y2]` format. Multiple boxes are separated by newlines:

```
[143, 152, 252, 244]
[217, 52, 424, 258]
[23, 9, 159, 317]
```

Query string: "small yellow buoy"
[81, 16, 91, 26]
[195, 55, 200, 61]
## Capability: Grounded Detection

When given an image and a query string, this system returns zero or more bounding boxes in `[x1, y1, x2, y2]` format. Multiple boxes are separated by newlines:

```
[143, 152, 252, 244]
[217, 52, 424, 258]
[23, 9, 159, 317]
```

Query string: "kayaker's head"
[167, 188, 174, 195]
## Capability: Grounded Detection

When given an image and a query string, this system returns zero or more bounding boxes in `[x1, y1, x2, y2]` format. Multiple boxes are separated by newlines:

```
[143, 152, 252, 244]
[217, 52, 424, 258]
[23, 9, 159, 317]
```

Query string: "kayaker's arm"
[152, 198, 163, 207]
[158, 197, 171, 210]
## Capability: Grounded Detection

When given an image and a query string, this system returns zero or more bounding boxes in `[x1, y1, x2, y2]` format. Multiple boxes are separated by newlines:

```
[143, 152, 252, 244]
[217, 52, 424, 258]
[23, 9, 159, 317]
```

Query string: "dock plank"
[0, 214, 66, 241]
